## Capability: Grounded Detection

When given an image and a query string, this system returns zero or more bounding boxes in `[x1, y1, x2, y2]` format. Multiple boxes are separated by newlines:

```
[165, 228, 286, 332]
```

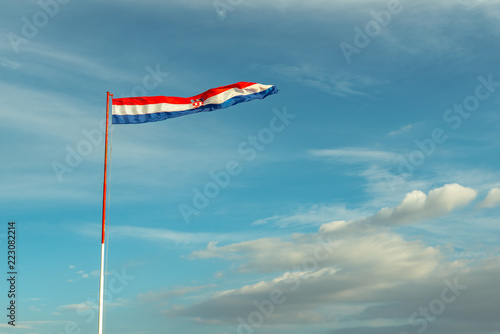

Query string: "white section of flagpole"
[98, 92, 111, 334]
[98, 243, 106, 334]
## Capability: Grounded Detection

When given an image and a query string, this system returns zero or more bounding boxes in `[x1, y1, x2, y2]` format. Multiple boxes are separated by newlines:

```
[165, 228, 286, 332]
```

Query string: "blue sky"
[1, 0, 500, 333]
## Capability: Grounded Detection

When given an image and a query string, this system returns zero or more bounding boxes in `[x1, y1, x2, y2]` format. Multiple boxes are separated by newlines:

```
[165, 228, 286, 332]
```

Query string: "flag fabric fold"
[112, 82, 278, 124]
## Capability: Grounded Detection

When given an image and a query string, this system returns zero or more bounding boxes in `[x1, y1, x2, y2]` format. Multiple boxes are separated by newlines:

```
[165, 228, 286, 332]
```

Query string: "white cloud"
[7, 42, 136, 84]
[320, 183, 477, 232]
[177, 183, 495, 331]
[75, 223, 265, 247]
[251, 204, 368, 228]
[388, 124, 413, 136]
[360, 183, 477, 227]
[0, 321, 65, 329]
[191, 231, 441, 277]
[479, 188, 500, 208]
[259, 63, 385, 97]
[310, 148, 398, 163]
[0, 58, 21, 70]
[191, 184, 476, 275]
[58, 302, 97, 312]
[173, 232, 500, 332]
[58, 299, 128, 314]
[138, 284, 216, 303]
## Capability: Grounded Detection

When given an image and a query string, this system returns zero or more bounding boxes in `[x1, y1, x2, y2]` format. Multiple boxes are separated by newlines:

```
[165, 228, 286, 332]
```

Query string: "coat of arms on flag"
[191, 98, 204, 108]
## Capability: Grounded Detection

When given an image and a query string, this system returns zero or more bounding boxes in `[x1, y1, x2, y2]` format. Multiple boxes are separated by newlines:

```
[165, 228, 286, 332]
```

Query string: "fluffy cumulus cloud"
[179, 229, 446, 325]
[361, 183, 477, 227]
[169, 256, 500, 333]
[191, 232, 440, 278]
[320, 183, 477, 233]
[479, 188, 500, 208]
[174, 233, 500, 333]
[159, 184, 499, 333]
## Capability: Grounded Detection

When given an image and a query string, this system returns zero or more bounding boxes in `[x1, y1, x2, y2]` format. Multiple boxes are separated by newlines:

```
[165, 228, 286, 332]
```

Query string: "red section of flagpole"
[99, 91, 112, 334]
[101, 91, 111, 244]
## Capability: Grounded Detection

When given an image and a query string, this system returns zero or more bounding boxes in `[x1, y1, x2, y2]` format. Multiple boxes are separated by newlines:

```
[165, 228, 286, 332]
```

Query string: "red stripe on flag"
[112, 82, 257, 106]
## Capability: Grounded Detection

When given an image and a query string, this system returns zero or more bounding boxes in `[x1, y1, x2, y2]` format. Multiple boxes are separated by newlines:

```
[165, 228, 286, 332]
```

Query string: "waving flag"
[112, 82, 278, 124]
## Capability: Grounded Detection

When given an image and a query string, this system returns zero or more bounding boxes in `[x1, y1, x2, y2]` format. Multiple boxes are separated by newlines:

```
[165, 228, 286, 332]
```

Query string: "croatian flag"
[112, 82, 278, 124]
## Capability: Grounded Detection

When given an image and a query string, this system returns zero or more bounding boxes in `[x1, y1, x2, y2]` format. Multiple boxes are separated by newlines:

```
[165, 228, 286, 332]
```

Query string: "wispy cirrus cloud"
[251, 204, 369, 228]
[58, 298, 128, 313]
[310, 148, 398, 163]
[0, 321, 68, 330]
[0, 57, 21, 70]
[138, 284, 216, 304]
[58, 302, 97, 312]
[388, 124, 413, 136]
[257, 63, 386, 97]
[74, 223, 260, 246]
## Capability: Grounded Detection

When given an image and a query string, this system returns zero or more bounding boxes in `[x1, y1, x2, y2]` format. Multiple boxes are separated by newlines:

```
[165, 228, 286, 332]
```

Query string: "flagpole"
[98, 91, 112, 334]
